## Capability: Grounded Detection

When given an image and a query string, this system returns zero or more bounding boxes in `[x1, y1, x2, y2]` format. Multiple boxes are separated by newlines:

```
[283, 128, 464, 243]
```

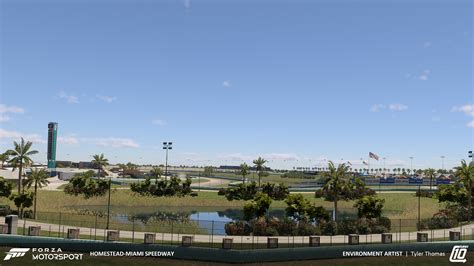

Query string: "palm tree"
[0, 152, 9, 169]
[424, 168, 436, 191]
[238, 163, 249, 184]
[25, 168, 50, 219]
[324, 161, 351, 221]
[91, 154, 109, 179]
[7, 138, 38, 193]
[149, 166, 163, 183]
[253, 157, 268, 187]
[454, 160, 474, 221]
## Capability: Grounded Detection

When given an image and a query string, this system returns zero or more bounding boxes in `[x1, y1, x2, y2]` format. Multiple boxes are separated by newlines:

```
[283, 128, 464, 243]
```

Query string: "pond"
[64, 205, 357, 235]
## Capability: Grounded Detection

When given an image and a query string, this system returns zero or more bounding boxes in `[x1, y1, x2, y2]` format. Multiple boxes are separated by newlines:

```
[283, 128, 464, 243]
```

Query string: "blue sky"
[0, 0, 472, 170]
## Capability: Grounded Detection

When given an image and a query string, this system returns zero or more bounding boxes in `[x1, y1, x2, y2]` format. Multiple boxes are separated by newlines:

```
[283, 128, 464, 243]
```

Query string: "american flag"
[369, 152, 380, 161]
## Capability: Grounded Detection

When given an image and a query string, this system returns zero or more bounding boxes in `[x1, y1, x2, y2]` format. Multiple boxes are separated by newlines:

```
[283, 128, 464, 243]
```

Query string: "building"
[47, 122, 58, 169]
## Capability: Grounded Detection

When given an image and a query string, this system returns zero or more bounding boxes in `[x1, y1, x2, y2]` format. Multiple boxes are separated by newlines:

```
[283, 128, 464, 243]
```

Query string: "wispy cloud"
[371, 103, 408, 112]
[370, 104, 385, 112]
[82, 137, 139, 148]
[58, 135, 79, 145]
[0, 104, 25, 114]
[222, 80, 231, 87]
[452, 104, 474, 117]
[418, 69, 431, 81]
[152, 119, 167, 126]
[0, 129, 46, 144]
[0, 104, 25, 122]
[388, 103, 408, 111]
[96, 95, 117, 103]
[264, 153, 300, 161]
[58, 91, 79, 104]
[452, 104, 474, 128]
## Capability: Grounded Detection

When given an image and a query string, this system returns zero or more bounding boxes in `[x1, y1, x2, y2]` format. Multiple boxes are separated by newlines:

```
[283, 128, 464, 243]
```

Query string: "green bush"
[64, 174, 109, 198]
[130, 177, 192, 197]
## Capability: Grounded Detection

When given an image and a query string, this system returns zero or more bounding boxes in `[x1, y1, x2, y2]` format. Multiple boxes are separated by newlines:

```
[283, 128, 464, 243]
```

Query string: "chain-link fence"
[11, 211, 474, 249]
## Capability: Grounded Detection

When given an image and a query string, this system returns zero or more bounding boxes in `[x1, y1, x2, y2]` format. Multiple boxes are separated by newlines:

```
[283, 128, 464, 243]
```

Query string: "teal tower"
[47, 122, 58, 169]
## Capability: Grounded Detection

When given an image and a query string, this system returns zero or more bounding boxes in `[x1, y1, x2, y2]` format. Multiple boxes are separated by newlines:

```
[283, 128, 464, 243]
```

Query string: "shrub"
[354, 195, 385, 219]
[416, 190, 435, 198]
[217, 188, 227, 196]
[64, 173, 109, 198]
[130, 177, 193, 197]
[223, 182, 288, 201]
[225, 221, 252, 235]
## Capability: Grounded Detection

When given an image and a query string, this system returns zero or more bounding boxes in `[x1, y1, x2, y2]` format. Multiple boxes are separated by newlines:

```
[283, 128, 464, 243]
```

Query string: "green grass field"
[0, 190, 440, 220]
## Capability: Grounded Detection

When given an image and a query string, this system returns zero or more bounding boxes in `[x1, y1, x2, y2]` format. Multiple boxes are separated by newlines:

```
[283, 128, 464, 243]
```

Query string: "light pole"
[163, 142, 172, 180]
[440, 156, 445, 172]
[383, 157, 386, 175]
[469, 151, 473, 162]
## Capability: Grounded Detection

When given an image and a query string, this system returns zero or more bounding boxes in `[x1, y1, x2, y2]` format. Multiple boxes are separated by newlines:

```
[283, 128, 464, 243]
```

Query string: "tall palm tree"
[0, 152, 9, 169]
[26, 168, 50, 219]
[253, 157, 268, 187]
[7, 138, 38, 193]
[149, 166, 163, 183]
[454, 160, 474, 221]
[238, 163, 249, 184]
[324, 161, 351, 221]
[91, 154, 109, 179]
[424, 168, 436, 192]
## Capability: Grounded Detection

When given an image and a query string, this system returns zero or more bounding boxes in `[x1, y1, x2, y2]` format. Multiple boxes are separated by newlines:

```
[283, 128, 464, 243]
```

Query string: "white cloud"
[388, 103, 408, 111]
[96, 95, 117, 103]
[0, 129, 46, 144]
[0, 115, 10, 122]
[371, 103, 408, 112]
[452, 104, 474, 117]
[418, 69, 431, 81]
[0, 104, 25, 114]
[468, 120, 474, 128]
[58, 91, 79, 104]
[218, 153, 253, 161]
[370, 104, 385, 112]
[222, 80, 231, 87]
[83, 137, 139, 148]
[218, 153, 300, 162]
[152, 119, 167, 126]
[58, 136, 79, 145]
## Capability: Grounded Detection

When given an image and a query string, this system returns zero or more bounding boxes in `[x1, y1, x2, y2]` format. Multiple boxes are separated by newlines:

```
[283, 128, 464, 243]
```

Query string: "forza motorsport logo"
[4, 248, 30, 260]
[3, 248, 83, 261]
[449, 245, 468, 263]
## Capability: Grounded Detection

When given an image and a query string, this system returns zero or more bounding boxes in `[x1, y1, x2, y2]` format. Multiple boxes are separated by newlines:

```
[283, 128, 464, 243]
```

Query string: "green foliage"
[315, 177, 375, 201]
[243, 192, 272, 221]
[0, 176, 12, 198]
[26, 169, 50, 190]
[354, 195, 385, 219]
[9, 192, 34, 217]
[64, 173, 109, 198]
[261, 183, 289, 200]
[236, 163, 249, 183]
[284, 194, 329, 222]
[130, 176, 192, 197]
[221, 182, 289, 201]
[419, 208, 459, 230]
[437, 183, 468, 205]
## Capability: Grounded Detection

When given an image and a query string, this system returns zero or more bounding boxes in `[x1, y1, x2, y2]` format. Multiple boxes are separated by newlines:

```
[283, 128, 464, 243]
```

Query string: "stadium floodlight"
[163, 142, 173, 179]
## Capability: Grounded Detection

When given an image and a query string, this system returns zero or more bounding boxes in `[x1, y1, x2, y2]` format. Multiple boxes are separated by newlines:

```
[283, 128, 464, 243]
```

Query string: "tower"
[47, 122, 58, 169]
